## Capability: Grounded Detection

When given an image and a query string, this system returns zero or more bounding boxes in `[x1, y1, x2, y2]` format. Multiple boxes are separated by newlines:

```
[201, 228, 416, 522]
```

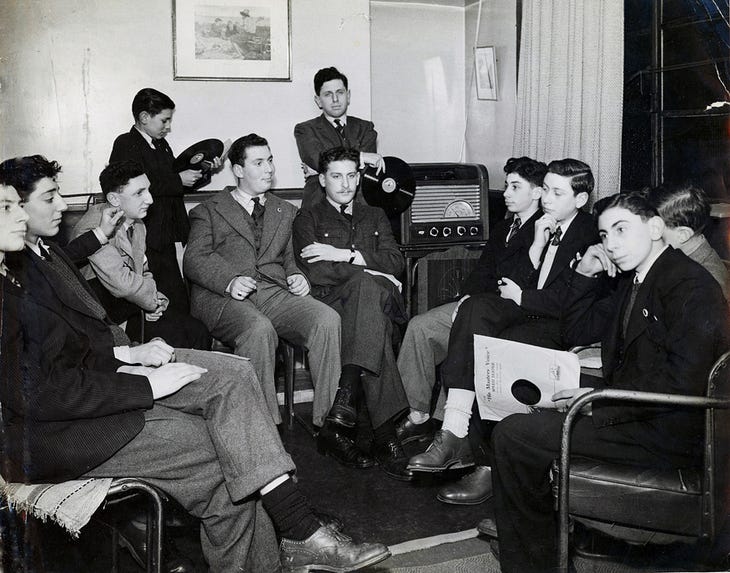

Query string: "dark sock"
[372, 418, 397, 446]
[261, 478, 320, 540]
[338, 364, 361, 392]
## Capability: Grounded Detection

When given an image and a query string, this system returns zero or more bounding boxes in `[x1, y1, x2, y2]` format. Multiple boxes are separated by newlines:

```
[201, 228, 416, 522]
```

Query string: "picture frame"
[172, 0, 291, 81]
[475, 46, 498, 100]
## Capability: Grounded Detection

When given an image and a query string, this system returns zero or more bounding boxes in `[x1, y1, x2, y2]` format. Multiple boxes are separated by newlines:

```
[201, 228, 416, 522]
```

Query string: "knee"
[404, 313, 429, 339]
[314, 304, 341, 334]
[235, 315, 277, 350]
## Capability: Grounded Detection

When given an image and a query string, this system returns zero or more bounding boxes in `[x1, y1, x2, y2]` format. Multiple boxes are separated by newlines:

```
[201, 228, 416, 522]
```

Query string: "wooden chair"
[554, 350, 730, 572]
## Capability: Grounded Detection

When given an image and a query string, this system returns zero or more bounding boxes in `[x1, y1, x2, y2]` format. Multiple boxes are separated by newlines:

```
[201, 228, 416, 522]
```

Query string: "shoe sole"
[398, 433, 433, 445]
[284, 547, 391, 572]
[436, 492, 493, 505]
[407, 458, 475, 472]
[379, 466, 415, 482]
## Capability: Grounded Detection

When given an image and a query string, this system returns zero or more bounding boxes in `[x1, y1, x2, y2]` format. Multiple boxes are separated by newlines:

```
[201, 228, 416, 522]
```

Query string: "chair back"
[705, 350, 730, 539]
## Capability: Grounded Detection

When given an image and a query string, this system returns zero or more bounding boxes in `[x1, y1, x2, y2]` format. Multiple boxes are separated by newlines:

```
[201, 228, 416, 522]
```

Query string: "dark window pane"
[663, 62, 730, 109]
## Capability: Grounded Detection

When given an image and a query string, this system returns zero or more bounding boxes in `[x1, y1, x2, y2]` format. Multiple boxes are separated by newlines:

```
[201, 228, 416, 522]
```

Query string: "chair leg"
[282, 341, 296, 429]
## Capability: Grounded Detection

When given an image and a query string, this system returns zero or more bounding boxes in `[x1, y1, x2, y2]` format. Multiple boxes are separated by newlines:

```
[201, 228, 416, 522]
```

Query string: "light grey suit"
[184, 188, 341, 426]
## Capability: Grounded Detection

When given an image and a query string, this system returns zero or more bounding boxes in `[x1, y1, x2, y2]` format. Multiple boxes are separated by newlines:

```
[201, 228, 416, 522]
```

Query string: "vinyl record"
[360, 156, 416, 216]
[173, 139, 224, 173]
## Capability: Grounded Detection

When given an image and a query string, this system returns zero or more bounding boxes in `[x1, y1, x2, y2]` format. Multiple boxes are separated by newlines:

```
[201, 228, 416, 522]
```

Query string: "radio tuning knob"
[456, 226, 466, 236]
[429, 227, 439, 237]
[442, 227, 452, 237]
[469, 226, 479, 236]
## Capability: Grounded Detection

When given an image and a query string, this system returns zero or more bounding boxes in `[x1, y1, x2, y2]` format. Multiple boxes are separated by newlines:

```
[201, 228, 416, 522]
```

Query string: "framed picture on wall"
[173, 0, 291, 81]
[475, 46, 498, 100]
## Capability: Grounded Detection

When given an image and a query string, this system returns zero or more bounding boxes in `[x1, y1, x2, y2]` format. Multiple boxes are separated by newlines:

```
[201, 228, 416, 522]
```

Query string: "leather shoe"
[280, 524, 391, 572]
[437, 465, 493, 505]
[372, 439, 414, 481]
[395, 417, 435, 445]
[116, 520, 195, 573]
[313, 510, 344, 532]
[407, 429, 474, 472]
[573, 525, 630, 561]
[326, 387, 357, 428]
[476, 517, 498, 538]
[317, 426, 375, 468]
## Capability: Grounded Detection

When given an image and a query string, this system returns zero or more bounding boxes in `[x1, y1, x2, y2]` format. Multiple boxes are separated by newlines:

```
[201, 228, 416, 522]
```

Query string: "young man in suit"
[486, 191, 728, 573]
[294, 67, 383, 208]
[293, 147, 411, 480]
[648, 182, 728, 297]
[407, 159, 598, 488]
[73, 160, 210, 349]
[109, 88, 219, 313]
[395, 157, 546, 502]
[184, 134, 341, 428]
[0, 155, 391, 573]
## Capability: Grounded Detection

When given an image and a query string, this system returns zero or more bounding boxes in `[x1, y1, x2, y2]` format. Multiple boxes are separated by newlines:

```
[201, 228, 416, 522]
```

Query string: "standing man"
[110, 88, 218, 312]
[294, 67, 384, 208]
[73, 160, 210, 349]
[184, 134, 341, 427]
[293, 147, 411, 480]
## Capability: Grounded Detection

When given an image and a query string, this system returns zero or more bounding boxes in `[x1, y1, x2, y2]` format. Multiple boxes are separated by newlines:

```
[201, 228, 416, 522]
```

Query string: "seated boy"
[488, 191, 728, 573]
[74, 161, 210, 349]
[648, 182, 728, 297]
[292, 147, 411, 481]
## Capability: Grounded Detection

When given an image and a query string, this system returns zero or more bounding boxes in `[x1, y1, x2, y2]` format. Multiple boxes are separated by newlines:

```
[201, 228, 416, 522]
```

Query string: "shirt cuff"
[113, 345, 132, 363]
[352, 251, 366, 266]
[93, 227, 109, 245]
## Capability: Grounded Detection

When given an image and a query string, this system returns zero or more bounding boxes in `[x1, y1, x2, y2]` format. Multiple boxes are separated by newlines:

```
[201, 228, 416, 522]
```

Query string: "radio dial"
[456, 226, 466, 236]
[429, 227, 439, 237]
[469, 226, 479, 236]
[442, 227, 452, 237]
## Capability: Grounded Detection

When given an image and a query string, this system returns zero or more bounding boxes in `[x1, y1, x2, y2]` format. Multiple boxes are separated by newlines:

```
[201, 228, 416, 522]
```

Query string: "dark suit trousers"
[316, 272, 409, 428]
[491, 410, 682, 573]
[126, 309, 211, 350]
[146, 243, 190, 313]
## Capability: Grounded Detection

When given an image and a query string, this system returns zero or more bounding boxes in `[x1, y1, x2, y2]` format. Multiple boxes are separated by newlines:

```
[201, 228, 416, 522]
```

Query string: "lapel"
[215, 190, 256, 248]
[258, 194, 286, 259]
[601, 275, 633, 377]
[542, 210, 591, 286]
[116, 220, 146, 272]
[504, 209, 541, 251]
[315, 114, 344, 145]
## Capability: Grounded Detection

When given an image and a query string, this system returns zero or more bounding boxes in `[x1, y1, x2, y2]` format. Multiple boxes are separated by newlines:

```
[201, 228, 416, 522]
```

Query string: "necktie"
[151, 138, 163, 150]
[340, 204, 352, 222]
[506, 216, 521, 244]
[550, 226, 563, 246]
[334, 119, 346, 137]
[39, 244, 52, 261]
[126, 225, 135, 244]
[251, 197, 265, 222]
[622, 277, 641, 337]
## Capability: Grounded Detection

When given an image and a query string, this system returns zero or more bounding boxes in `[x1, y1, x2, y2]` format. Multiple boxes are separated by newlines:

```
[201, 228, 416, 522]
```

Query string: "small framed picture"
[475, 46, 498, 100]
[173, 0, 291, 81]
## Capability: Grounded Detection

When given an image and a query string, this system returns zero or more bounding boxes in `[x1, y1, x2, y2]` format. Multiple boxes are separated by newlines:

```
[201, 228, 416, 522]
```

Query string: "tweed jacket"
[294, 114, 377, 173]
[184, 188, 301, 329]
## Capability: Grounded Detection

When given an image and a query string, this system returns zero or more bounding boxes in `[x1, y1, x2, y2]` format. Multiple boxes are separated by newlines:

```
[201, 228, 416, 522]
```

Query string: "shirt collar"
[231, 187, 267, 207]
[133, 125, 156, 149]
[325, 114, 347, 127]
[555, 210, 579, 236]
[327, 196, 353, 215]
[635, 245, 668, 284]
[27, 237, 48, 257]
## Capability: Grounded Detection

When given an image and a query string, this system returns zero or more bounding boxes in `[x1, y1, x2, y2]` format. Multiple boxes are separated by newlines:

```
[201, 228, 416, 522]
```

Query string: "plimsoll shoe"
[406, 429, 474, 472]
[437, 465, 493, 505]
[280, 525, 391, 572]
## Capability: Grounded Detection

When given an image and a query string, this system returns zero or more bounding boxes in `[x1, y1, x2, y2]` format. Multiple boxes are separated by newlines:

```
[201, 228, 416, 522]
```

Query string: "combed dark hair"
[314, 67, 348, 95]
[131, 88, 175, 120]
[99, 161, 146, 198]
[593, 191, 659, 221]
[648, 182, 710, 233]
[0, 155, 62, 200]
[504, 157, 548, 188]
[318, 147, 360, 174]
[546, 158, 594, 197]
[229, 134, 269, 167]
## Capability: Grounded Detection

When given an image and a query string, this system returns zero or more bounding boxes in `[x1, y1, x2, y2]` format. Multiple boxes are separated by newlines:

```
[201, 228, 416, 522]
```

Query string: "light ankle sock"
[441, 389, 475, 438]
[408, 410, 430, 424]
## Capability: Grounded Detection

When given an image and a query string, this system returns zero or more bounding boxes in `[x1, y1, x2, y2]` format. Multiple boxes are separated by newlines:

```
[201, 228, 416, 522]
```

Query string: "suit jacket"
[0, 243, 152, 483]
[292, 199, 404, 298]
[110, 127, 189, 249]
[563, 247, 729, 463]
[461, 210, 543, 296]
[294, 114, 377, 172]
[511, 209, 598, 318]
[73, 203, 159, 311]
[184, 188, 301, 328]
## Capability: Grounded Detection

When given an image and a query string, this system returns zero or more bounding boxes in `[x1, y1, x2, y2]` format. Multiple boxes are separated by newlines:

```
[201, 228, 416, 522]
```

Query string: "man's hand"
[300, 242, 349, 263]
[533, 214, 558, 249]
[145, 293, 169, 322]
[128, 339, 175, 367]
[359, 152, 385, 175]
[179, 169, 202, 187]
[301, 162, 318, 178]
[498, 277, 523, 305]
[228, 276, 257, 300]
[575, 244, 618, 278]
[287, 273, 310, 296]
[552, 387, 594, 415]
[99, 207, 124, 238]
[451, 295, 470, 322]
[147, 363, 207, 399]
[210, 156, 223, 171]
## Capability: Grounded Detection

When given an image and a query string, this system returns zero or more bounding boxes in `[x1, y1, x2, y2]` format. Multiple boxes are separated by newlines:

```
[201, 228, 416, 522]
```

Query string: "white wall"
[464, 0, 517, 188]
[370, 1, 466, 163]
[0, 0, 372, 203]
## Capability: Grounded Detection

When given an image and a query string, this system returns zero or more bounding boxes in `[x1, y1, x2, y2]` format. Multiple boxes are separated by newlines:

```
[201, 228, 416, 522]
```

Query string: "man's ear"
[318, 173, 326, 188]
[107, 192, 121, 208]
[574, 192, 589, 210]
[314, 94, 322, 110]
[530, 185, 542, 201]
[648, 215, 665, 241]
[232, 163, 245, 178]
[138, 111, 150, 125]
[675, 225, 694, 244]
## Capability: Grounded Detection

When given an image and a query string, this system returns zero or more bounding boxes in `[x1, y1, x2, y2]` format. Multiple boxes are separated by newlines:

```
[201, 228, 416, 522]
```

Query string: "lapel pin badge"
[642, 309, 649, 317]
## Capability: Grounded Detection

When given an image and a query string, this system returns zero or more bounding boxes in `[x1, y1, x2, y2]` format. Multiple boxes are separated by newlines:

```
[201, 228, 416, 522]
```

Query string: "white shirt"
[537, 211, 579, 289]
[134, 125, 156, 149]
[325, 114, 347, 129]
[635, 245, 668, 284]
[230, 188, 267, 216]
